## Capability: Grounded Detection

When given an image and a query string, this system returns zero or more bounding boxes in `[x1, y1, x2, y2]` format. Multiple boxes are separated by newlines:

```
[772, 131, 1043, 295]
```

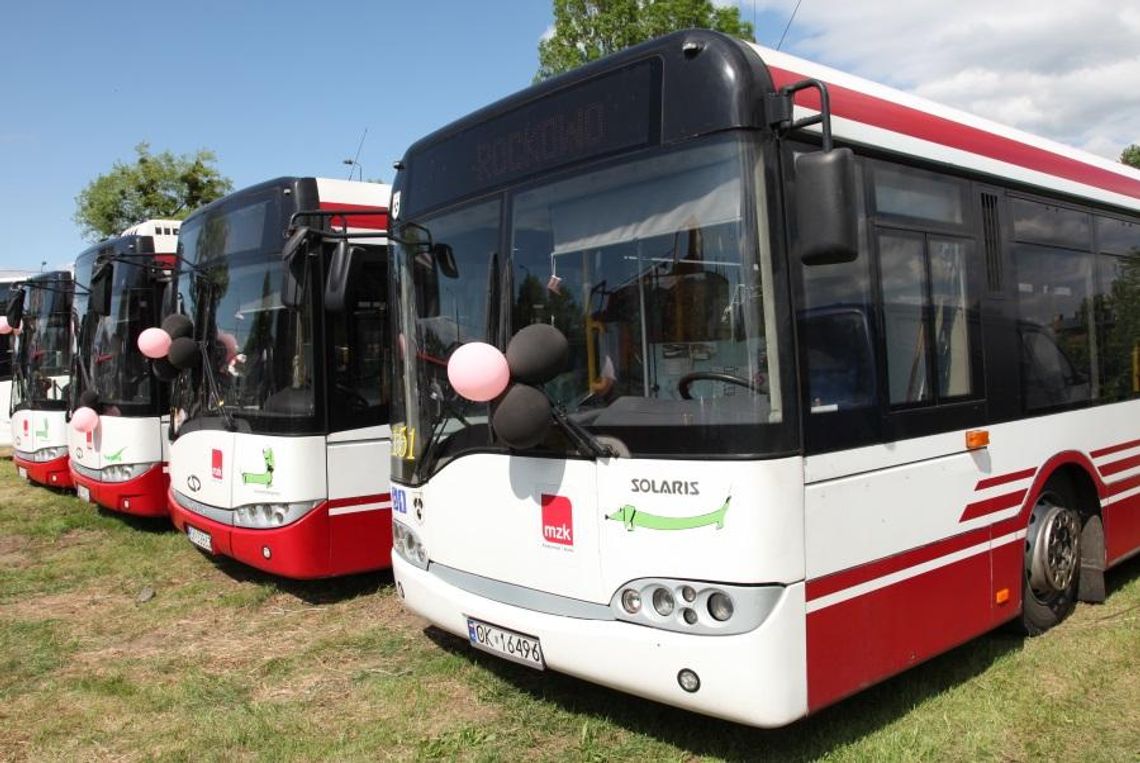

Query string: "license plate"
[77, 485, 91, 502]
[187, 525, 213, 553]
[466, 617, 545, 670]
[17, 466, 27, 480]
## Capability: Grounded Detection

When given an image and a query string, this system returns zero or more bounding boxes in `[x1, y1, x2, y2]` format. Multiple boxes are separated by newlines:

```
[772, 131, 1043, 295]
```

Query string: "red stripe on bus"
[805, 525, 990, 601]
[327, 492, 391, 509]
[1098, 452, 1140, 477]
[959, 489, 1029, 522]
[318, 201, 389, 230]
[1090, 438, 1140, 459]
[1106, 471, 1140, 498]
[1106, 492, 1140, 565]
[974, 468, 1035, 491]
[767, 66, 1140, 202]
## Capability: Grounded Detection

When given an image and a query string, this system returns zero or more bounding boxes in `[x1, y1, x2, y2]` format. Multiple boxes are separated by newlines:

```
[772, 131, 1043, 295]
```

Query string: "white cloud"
[749, 0, 1140, 160]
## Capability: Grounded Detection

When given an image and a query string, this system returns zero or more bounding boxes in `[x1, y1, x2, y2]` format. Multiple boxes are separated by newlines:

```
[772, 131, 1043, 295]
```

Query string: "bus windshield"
[13, 277, 73, 409]
[173, 189, 317, 431]
[73, 253, 162, 415]
[392, 135, 792, 483]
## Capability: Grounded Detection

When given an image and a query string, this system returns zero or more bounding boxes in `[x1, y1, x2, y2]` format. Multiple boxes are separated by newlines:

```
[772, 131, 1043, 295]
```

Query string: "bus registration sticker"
[466, 617, 545, 670]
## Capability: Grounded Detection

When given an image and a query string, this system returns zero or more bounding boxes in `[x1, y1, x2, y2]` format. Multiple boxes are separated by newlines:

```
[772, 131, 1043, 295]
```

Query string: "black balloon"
[78, 389, 101, 409]
[505, 323, 569, 385]
[151, 357, 180, 382]
[491, 383, 552, 449]
[161, 313, 194, 340]
[167, 337, 200, 370]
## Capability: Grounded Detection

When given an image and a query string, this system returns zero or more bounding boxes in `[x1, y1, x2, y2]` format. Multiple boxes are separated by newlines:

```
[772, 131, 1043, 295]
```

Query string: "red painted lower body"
[13, 452, 74, 489]
[71, 463, 170, 517]
[167, 488, 393, 579]
[805, 537, 1013, 712]
[1105, 492, 1140, 565]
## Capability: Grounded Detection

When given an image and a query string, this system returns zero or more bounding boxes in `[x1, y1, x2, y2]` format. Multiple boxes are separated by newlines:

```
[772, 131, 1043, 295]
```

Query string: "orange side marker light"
[995, 588, 1010, 605]
[966, 429, 990, 450]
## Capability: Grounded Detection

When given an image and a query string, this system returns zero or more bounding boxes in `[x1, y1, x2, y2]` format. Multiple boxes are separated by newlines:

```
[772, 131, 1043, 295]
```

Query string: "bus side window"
[328, 246, 389, 431]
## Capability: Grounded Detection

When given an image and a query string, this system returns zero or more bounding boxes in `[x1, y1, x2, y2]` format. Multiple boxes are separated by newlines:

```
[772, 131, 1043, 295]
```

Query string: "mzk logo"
[241, 448, 275, 487]
[541, 494, 573, 547]
[607, 496, 730, 532]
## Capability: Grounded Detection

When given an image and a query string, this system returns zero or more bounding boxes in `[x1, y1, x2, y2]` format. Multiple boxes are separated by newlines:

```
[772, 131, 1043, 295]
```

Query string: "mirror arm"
[767, 78, 834, 152]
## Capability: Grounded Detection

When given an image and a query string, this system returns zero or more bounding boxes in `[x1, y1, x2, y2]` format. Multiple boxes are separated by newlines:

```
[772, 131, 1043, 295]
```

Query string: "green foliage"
[73, 142, 232, 241]
[1122, 144, 1140, 169]
[537, 0, 755, 81]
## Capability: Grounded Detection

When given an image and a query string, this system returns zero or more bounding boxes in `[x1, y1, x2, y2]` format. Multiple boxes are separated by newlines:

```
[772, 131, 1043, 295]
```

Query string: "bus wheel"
[1021, 480, 1082, 635]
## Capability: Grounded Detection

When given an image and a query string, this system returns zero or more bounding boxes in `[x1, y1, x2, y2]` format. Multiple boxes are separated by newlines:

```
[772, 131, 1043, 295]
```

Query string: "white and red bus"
[387, 31, 1140, 726]
[164, 177, 395, 578]
[0, 271, 36, 447]
[8, 271, 76, 488]
[67, 221, 180, 515]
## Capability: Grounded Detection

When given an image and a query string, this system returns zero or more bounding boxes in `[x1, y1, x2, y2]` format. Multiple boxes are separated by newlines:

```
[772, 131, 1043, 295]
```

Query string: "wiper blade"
[551, 405, 614, 459]
[418, 382, 472, 477]
[198, 343, 236, 431]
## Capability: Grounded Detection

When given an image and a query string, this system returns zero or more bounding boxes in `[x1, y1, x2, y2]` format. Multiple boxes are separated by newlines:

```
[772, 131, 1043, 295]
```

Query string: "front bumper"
[13, 452, 74, 489]
[71, 463, 169, 517]
[167, 488, 392, 579]
[392, 554, 809, 727]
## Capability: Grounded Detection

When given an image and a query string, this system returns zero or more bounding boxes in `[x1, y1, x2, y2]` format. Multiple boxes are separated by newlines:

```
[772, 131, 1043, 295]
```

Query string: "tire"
[1020, 476, 1082, 636]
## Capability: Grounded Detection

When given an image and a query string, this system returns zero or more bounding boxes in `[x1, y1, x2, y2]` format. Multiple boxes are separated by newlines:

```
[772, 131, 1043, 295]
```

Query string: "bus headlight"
[609, 578, 784, 636]
[100, 462, 159, 483]
[31, 445, 69, 462]
[393, 520, 428, 570]
[233, 500, 321, 528]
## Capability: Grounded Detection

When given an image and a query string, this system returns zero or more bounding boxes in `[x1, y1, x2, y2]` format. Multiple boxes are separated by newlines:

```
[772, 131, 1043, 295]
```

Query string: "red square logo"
[541, 494, 573, 546]
[211, 449, 223, 480]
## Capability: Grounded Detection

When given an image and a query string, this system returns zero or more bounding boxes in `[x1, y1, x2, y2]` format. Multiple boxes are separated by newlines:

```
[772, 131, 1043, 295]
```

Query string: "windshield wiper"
[418, 381, 472, 476]
[550, 404, 615, 459]
[197, 342, 237, 431]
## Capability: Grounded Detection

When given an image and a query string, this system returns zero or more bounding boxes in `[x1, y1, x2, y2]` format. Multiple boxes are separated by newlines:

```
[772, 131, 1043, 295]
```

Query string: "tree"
[74, 142, 232, 241]
[1122, 144, 1140, 170]
[537, 0, 754, 81]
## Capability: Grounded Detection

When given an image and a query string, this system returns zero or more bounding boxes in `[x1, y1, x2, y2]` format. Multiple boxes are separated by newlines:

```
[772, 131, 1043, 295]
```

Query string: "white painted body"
[10, 407, 68, 457]
[67, 414, 168, 473]
[0, 381, 12, 447]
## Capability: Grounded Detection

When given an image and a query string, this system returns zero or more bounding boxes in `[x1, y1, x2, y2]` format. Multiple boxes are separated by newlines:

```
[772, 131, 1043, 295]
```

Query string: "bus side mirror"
[796, 148, 859, 266]
[281, 248, 307, 310]
[6, 288, 24, 329]
[324, 240, 356, 313]
[90, 263, 114, 316]
[433, 243, 459, 278]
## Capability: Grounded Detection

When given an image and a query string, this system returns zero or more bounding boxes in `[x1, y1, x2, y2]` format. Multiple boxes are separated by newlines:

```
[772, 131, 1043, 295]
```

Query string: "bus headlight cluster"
[30, 445, 69, 462]
[100, 462, 158, 483]
[392, 520, 428, 569]
[611, 578, 784, 636]
[233, 499, 320, 529]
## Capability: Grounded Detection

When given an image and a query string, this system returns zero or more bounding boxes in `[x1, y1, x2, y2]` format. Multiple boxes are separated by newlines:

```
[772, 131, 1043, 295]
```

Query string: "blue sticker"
[393, 487, 408, 514]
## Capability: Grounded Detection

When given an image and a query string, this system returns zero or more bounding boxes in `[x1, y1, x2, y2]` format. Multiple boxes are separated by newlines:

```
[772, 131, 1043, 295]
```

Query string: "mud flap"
[1078, 514, 1105, 604]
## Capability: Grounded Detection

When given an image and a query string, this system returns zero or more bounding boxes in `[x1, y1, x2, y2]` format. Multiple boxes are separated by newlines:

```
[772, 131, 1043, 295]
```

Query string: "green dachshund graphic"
[241, 448, 275, 486]
[104, 447, 126, 463]
[607, 496, 730, 532]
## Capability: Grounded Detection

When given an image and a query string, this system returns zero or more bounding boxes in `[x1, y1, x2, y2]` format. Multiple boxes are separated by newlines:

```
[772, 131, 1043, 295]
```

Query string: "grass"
[0, 448, 1137, 761]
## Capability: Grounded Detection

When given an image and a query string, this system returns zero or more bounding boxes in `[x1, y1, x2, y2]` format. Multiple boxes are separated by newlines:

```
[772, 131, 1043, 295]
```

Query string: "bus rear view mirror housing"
[6, 288, 24, 329]
[90, 262, 114, 316]
[796, 148, 859, 266]
[325, 239, 355, 313]
[433, 243, 459, 279]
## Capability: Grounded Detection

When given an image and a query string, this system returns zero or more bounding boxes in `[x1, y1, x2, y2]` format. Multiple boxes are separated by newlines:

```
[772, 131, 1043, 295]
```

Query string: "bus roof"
[119, 219, 181, 254]
[751, 43, 1140, 214]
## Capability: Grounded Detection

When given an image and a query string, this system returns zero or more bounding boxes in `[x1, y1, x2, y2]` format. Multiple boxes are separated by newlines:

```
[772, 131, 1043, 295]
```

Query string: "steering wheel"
[678, 371, 755, 400]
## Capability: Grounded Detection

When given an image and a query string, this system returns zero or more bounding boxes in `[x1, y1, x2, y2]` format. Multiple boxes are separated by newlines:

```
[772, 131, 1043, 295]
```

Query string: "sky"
[2, 1, 1138, 274]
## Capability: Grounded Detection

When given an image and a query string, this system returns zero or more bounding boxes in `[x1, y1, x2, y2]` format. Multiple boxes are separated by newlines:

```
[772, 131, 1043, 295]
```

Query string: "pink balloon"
[71, 406, 100, 433]
[138, 327, 172, 359]
[0, 317, 10, 335]
[447, 342, 510, 402]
